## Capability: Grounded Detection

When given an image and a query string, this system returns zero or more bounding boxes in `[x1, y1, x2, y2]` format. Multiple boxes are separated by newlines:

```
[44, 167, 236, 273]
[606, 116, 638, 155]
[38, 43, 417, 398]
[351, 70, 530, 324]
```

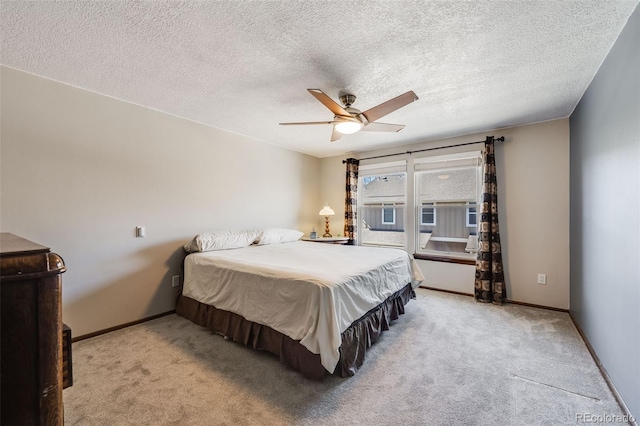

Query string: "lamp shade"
[319, 203, 335, 216]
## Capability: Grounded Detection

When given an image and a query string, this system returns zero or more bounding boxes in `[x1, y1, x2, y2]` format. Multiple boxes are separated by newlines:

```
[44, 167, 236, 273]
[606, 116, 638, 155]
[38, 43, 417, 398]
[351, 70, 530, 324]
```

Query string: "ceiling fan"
[280, 89, 419, 142]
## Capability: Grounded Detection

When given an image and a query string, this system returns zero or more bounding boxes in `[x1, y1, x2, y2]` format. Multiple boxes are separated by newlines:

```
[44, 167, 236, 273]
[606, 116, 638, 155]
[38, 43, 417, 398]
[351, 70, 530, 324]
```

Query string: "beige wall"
[318, 156, 350, 236]
[320, 119, 570, 309]
[0, 65, 570, 338]
[0, 67, 321, 336]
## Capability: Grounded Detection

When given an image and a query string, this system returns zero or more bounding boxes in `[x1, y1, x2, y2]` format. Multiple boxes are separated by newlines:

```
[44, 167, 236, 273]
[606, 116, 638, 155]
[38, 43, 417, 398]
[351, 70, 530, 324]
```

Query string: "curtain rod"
[342, 136, 505, 163]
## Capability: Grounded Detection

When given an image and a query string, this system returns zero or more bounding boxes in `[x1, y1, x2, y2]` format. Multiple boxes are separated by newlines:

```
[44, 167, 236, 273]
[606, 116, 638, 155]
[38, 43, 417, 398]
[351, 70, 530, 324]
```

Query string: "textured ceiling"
[1, 1, 637, 158]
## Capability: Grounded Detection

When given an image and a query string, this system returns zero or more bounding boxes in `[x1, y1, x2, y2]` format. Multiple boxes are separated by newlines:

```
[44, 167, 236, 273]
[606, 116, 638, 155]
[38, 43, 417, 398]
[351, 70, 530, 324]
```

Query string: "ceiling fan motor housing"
[336, 94, 364, 123]
[339, 94, 357, 107]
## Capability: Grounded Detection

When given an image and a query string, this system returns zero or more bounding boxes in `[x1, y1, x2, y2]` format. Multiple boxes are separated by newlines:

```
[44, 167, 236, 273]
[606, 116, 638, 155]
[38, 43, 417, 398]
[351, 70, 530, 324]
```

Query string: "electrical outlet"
[171, 275, 180, 288]
[537, 274, 547, 285]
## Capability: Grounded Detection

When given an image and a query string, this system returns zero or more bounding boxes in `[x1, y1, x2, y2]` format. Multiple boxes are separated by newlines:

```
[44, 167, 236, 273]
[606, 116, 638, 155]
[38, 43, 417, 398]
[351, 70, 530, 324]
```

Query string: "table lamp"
[319, 202, 335, 238]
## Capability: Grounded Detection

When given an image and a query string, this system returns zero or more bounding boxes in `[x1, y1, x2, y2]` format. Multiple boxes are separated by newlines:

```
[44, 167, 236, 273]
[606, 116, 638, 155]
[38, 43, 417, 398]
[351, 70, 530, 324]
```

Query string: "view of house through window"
[359, 167, 407, 248]
[382, 204, 396, 224]
[420, 203, 436, 225]
[357, 154, 481, 259]
[466, 203, 477, 227]
[414, 154, 481, 260]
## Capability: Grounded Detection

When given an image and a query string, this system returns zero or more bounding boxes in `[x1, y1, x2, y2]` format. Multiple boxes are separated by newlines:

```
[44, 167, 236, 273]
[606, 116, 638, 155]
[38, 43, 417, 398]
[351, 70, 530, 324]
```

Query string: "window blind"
[413, 151, 481, 171]
[359, 160, 407, 176]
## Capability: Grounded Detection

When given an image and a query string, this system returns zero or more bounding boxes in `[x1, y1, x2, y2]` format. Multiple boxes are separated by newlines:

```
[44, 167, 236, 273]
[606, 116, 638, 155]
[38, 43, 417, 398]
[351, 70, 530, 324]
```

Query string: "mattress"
[182, 241, 424, 373]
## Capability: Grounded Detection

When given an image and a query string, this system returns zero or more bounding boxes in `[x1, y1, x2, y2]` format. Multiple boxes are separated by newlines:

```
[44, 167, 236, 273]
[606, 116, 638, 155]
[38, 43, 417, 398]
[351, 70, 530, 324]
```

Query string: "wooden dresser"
[1, 233, 67, 426]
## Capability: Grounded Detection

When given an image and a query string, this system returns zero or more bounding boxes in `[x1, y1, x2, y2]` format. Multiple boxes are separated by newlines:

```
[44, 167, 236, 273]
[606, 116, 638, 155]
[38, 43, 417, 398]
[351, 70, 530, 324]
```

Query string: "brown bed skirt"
[175, 283, 415, 380]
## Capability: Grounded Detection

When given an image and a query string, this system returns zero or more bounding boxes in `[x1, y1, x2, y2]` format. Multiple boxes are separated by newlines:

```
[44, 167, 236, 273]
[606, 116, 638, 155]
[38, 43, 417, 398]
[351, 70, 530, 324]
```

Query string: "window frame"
[381, 203, 396, 225]
[466, 203, 477, 228]
[357, 168, 407, 249]
[420, 202, 436, 226]
[354, 152, 482, 262]
[413, 152, 482, 262]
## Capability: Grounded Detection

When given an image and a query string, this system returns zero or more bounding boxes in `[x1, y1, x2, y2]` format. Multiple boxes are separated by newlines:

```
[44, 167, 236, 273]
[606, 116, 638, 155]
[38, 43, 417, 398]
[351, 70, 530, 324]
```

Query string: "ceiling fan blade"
[308, 89, 351, 117]
[331, 126, 342, 142]
[279, 121, 334, 126]
[361, 91, 418, 123]
[361, 122, 405, 132]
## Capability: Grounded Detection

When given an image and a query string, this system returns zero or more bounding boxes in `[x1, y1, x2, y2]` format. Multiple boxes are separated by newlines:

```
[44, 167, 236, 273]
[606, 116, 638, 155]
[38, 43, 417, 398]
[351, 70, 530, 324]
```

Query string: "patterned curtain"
[475, 136, 506, 304]
[344, 158, 359, 245]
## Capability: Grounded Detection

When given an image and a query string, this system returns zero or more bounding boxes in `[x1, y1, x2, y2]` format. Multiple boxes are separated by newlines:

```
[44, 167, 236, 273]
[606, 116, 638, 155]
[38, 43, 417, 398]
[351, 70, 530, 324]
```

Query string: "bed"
[176, 233, 424, 380]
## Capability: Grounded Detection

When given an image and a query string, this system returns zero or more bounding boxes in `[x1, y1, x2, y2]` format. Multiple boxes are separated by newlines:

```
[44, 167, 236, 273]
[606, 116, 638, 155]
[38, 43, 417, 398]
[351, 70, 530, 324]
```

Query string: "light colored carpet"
[63, 288, 628, 425]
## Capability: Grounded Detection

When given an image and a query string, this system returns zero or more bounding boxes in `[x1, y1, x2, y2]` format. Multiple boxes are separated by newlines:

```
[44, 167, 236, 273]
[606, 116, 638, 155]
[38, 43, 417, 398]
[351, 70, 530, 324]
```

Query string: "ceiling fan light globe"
[334, 121, 362, 134]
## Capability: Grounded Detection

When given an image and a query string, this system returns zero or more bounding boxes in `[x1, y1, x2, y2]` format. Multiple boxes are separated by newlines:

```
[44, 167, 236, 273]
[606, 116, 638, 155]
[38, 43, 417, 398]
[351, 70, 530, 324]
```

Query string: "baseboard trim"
[72, 310, 176, 342]
[418, 286, 569, 312]
[506, 299, 568, 313]
[419, 286, 473, 297]
[569, 313, 638, 426]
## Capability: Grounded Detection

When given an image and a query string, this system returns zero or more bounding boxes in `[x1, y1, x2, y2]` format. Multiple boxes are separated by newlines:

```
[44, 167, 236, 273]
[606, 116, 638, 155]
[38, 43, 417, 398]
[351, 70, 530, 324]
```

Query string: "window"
[382, 204, 396, 224]
[354, 153, 480, 260]
[420, 203, 436, 225]
[357, 160, 407, 248]
[466, 203, 477, 227]
[414, 153, 481, 261]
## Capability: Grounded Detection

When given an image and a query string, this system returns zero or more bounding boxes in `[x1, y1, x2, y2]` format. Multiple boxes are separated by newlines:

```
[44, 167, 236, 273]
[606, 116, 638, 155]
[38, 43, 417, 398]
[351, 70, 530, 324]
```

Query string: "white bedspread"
[182, 241, 424, 373]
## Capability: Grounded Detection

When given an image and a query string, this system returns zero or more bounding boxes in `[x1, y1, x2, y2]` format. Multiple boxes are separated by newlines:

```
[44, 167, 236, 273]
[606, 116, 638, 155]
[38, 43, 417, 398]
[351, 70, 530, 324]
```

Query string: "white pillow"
[184, 230, 261, 253]
[254, 228, 303, 245]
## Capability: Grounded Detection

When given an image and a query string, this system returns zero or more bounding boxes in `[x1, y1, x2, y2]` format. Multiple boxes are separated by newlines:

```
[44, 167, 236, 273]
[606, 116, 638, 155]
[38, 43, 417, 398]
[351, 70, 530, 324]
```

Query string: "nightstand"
[302, 237, 350, 245]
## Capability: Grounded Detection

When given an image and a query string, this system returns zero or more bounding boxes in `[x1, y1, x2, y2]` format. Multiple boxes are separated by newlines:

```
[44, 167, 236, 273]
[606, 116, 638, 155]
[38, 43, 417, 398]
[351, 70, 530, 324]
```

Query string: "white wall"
[320, 119, 570, 309]
[416, 260, 475, 294]
[0, 67, 321, 336]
